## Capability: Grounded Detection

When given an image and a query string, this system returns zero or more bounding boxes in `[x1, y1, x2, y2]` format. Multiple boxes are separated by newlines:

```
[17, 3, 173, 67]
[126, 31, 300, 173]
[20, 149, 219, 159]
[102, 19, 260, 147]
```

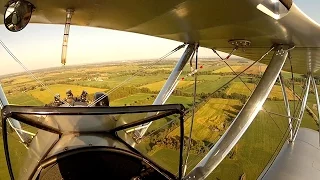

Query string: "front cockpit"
[1, 95, 185, 180]
[45, 90, 110, 107]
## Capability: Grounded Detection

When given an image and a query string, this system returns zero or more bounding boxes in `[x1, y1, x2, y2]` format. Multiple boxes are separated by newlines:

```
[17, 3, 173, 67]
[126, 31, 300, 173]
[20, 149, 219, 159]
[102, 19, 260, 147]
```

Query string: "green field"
[226, 82, 296, 100]
[140, 80, 194, 91]
[73, 75, 167, 88]
[226, 82, 256, 96]
[150, 100, 318, 179]
[195, 75, 221, 81]
[184, 77, 233, 94]
[0, 125, 35, 179]
[110, 94, 195, 133]
[7, 93, 43, 106]
[214, 65, 267, 75]
[169, 98, 241, 142]
[110, 93, 155, 106]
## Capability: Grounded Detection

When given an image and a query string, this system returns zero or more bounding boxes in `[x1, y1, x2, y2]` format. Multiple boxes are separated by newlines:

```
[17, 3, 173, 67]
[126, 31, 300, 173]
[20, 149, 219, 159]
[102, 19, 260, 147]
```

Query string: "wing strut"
[311, 77, 320, 145]
[186, 44, 292, 179]
[279, 73, 293, 141]
[134, 44, 195, 138]
[292, 74, 311, 141]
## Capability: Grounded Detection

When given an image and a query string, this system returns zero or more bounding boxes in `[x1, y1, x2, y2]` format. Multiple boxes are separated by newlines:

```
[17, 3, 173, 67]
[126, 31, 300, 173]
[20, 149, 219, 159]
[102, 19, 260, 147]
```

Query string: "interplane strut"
[134, 44, 196, 138]
[185, 45, 291, 180]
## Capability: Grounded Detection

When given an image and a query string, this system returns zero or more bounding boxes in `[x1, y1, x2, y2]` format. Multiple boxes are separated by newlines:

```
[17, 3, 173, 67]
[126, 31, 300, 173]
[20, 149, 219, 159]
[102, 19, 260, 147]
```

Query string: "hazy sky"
[0, 1, 319, 75]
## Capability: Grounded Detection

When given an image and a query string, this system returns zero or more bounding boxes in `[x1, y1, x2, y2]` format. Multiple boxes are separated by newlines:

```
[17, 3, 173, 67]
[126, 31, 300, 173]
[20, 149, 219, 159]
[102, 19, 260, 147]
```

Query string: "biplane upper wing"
[0, 1, 320, 180]
[0, 0, 319, 74]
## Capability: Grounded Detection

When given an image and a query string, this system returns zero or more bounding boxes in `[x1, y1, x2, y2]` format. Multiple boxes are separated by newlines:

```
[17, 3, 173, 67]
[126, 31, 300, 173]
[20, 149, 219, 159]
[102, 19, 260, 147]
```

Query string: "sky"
[0, 0, 319, 75]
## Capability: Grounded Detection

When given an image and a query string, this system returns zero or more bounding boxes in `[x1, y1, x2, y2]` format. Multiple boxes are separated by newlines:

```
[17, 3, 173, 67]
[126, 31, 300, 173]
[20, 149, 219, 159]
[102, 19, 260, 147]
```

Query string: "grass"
[148, 149, 198, 175]
[0, 131, 30, 179]
[7, 93, 43, 106]
[27, 84, 107, 103]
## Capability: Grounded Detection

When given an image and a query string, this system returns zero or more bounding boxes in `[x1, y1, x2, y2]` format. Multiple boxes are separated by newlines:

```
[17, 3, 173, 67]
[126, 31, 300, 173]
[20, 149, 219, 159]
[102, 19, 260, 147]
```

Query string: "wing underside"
[0, 0, 319, 74]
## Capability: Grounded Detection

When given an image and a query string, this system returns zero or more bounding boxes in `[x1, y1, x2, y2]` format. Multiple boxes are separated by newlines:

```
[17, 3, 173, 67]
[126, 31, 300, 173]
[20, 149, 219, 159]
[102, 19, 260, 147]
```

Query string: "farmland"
[169, 98, 242, 142]
[226, 82, 296, 100]
[213, 65, 267, 75]
[27, 84, 107, 103]
[0, 59, 318, 180]
[140, 80, 194, 91]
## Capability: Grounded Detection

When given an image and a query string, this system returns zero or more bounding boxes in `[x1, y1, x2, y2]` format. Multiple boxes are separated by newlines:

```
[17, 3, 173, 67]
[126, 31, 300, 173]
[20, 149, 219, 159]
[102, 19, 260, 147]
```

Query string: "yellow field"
[169, 98, 242, 142]
[226, 82, 295, 100]
[268, 85, 295, 100]
[1, 75, 34, 85]
[28, 84, 107, 103]
[226, 82, 256, 96]
[214, 65, 267, 75]
[140, 80, 194, 91]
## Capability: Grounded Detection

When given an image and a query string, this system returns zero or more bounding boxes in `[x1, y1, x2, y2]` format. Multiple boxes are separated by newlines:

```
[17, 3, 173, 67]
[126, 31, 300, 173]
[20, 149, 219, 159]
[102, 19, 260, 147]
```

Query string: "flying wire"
[260, 122, 291, 179]
[183, 46, 275, 117]
[184, 45, 199, 175]
[289, 52, 296, 116]
[0, 40, 71, 106]
[212, 48, 283, 133]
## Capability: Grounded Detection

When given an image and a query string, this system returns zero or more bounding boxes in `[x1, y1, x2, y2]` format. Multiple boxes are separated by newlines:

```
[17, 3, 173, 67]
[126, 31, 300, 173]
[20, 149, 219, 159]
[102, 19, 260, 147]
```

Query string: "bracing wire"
[183, 46, 275, 116]
[212, 48, 284, 133]
[260, 120, 291, 179]
[0, 40, 71, 106]
[88, 43, 186, 107]
[184, 45, 199, 175]
[289, 52, 296, 115]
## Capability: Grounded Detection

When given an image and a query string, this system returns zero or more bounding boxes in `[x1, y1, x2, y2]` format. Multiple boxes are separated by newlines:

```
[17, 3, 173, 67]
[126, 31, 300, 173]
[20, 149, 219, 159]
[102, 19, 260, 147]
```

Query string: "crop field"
[73, 75, 167, 88]
[110, 93, 195, 109]
[214, 65, 267, 75]
[169, 98, 242, 142]
[7, 93, 43, 106]
[110, 93, 155, 106]
[184, 77, 233, 94]
[151, 100, 318, 180]
[226, 82, 256, 96]
[27, 84, 107, 103]
[226, 82, 296, 100]
[140, 80, 194, 92]
[196, 75, 221, 81]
